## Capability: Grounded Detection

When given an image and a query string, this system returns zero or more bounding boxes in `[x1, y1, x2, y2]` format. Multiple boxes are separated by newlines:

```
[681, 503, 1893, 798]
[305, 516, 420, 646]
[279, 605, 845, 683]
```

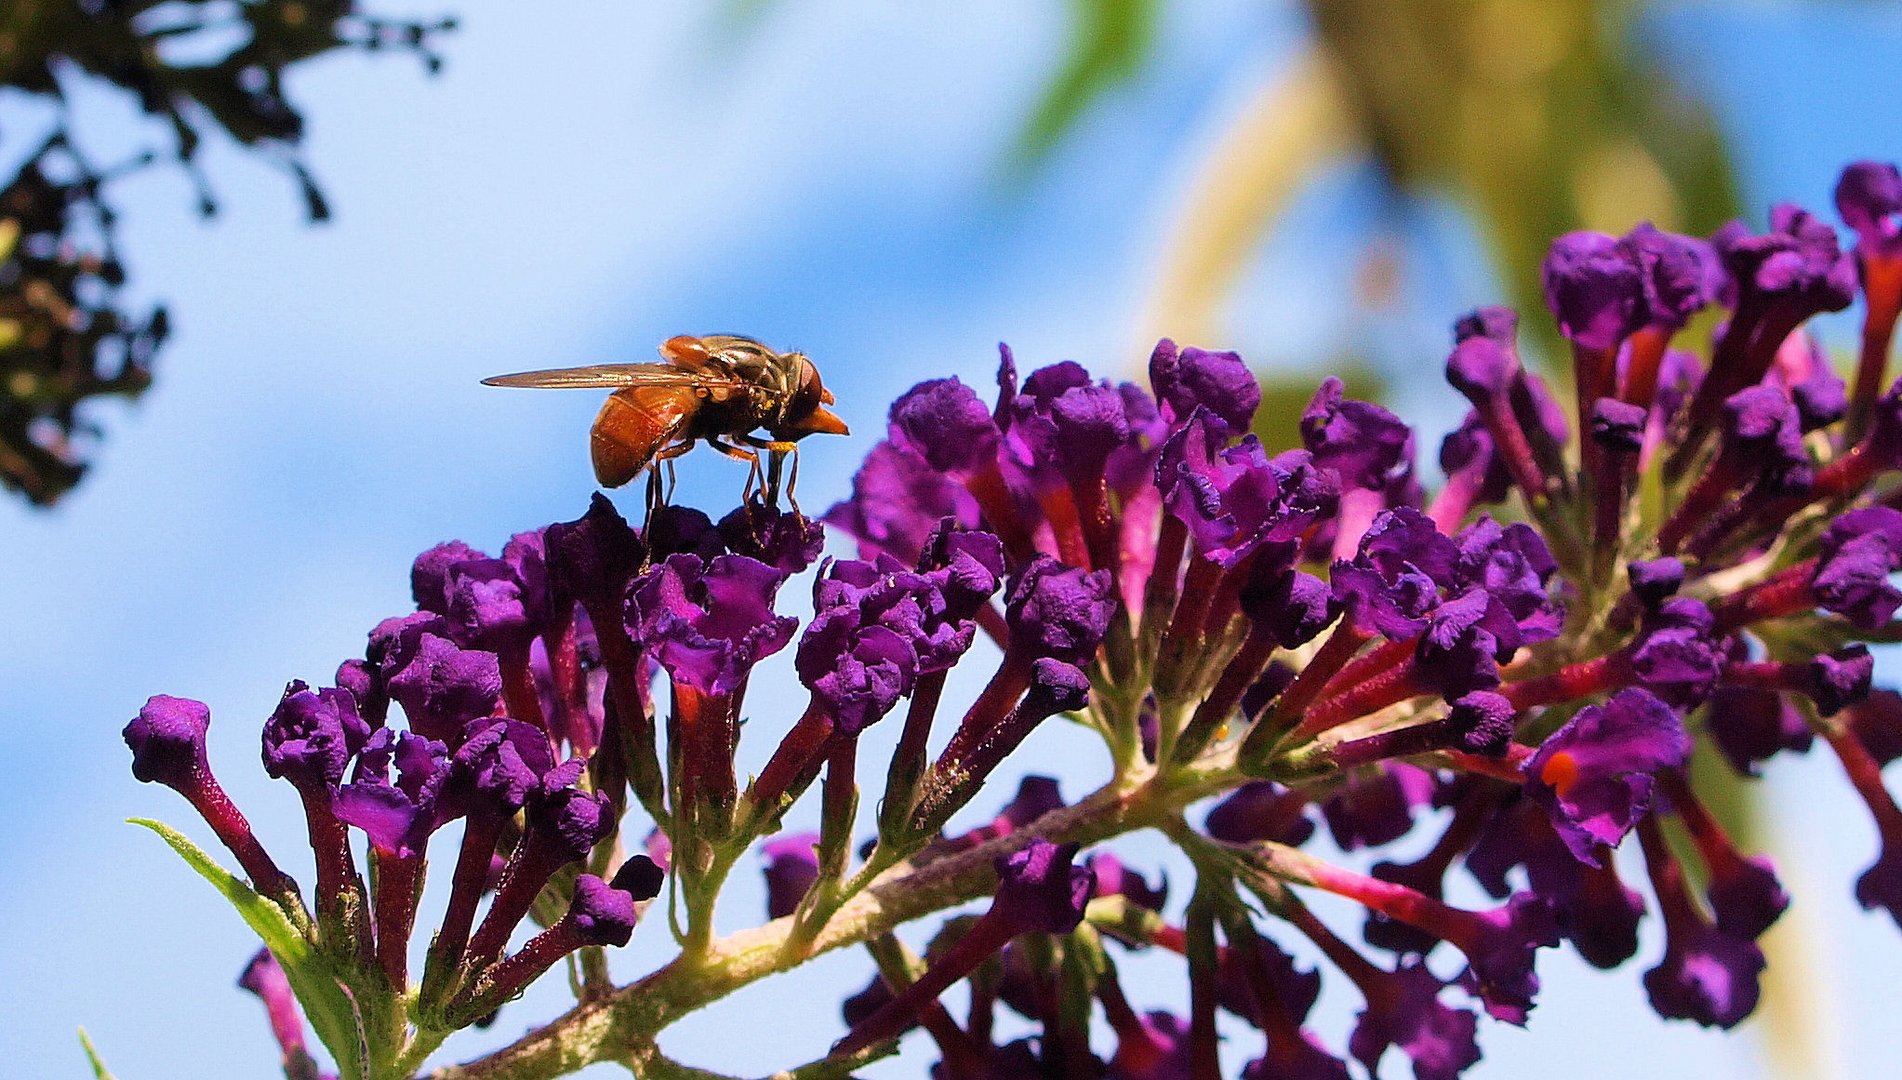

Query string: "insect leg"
[739, 436, 805, 511]
[704, 438, 765, 504]
[641, 440, 695, 535]
[643, 467, 664, 538]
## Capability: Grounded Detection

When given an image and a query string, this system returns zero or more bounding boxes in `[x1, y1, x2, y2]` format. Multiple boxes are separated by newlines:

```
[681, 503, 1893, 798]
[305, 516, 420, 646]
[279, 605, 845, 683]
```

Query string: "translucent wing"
[481, 363, 750, 391]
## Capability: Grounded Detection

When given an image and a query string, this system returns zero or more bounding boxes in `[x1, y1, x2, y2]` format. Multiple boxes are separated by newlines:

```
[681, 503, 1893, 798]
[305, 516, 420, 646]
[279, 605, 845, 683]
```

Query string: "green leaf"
[77, 1028, 116, 1080]
[130, 818, 308, 960]
[1009, 0, 1158, 175]
[129, 818, 368, 1080]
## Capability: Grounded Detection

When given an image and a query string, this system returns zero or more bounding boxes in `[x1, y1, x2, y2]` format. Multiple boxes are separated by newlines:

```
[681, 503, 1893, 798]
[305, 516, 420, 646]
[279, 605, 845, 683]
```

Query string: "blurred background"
[2, 1, 1900, 1077]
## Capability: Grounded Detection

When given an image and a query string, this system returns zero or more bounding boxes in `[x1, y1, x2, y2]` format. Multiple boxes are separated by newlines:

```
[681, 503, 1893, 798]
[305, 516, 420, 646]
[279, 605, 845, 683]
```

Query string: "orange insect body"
[591, 385, 696, 488]
[483, 334, 849, 496]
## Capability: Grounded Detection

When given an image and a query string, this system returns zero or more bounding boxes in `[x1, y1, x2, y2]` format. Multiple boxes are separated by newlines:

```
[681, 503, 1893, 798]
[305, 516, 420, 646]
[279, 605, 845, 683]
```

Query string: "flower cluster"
[129, 160, 1902, 1080]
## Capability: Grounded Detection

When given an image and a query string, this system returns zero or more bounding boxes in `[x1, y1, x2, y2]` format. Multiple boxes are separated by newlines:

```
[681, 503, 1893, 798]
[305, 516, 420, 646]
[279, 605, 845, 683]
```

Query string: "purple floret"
[1149, 338, 1260, 433]
[1524, 688, 1691, 865]
[991, 839, 1096, 936]
[889, 377, 1002, 474]
[262, 680, 373, 792]
[761, 832, 820, 920]
[1836, 160, 1902, 260]
[1643, 924, 1765, 1030]
[1003, 556, 1116, 666]
[1543, 230, 1645, 350]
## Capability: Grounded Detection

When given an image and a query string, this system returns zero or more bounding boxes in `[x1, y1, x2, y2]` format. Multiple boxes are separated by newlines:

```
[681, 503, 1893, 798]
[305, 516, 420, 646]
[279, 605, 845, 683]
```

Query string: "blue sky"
[3, 3, 1901, 1077]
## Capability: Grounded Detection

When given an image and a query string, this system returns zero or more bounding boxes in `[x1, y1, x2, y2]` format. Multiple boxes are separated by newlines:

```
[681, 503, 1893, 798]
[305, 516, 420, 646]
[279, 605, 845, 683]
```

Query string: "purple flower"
[1854, 837, 1902, 931]
[1626, 598, 1725, 708]
[913, 523, 1008, 670]
[1812, 506, 1902, 629]
[565, 873, 640, 948]
[444, 557, 537, 652]
[465, 760, 615, 964]
[1716, 204, 1858, 317]
[545, 493, 643, 611]
[644, 504, 725, 562]
[1811, 645, 1875, 716]
[1414, 589, 1525, 698]
[1205, 781, 1315, 848]
[261, 680, 372, 792]
[1240, 567, 1336, 648]
[1705, 854, 1789, 942]
[332, 730, 451, 857]
[718, 499, 826, 576]
[797, 562, 924, 734]
[1643, 924, 1765, 1030]
[1836, 160, 1902, 261]
[889, 377, 1003, 474]
[1149, 338, 1259, 432]
[1085, 852, 1167, 913]
[127, 696, 298, 902]
[378, 618, 503, 744]
[1848, 691, 1902, 769]
[628, 553, 798, 696]
[237, 949, 315, 1072]
[412, 540, 485, 614]
[1453, 894, 1560, 1024]
[126, 694, 212, 790]
[1445, 691, 1518, 757]
[1623, 223, 1723, 330]
[993, 774, 1067, 833]
[1705, 685, 1812, 777]
[1524, 689, 1691, 864]
[523, 759, 615, 867]
[1160, 414, 1336, 567]
[1106, 1010, 1193, 1080]
[334, 658, 388, 727]
[455, 715, 556, 803]
[1454, 306, 1518, 344]
[991, 840, 1095, 936]
[1772, 330, 1848, 430]
[1242, 1042, 1350, 1080]
[1451, 517, 1560, 637]
[1331, 508, 1460, 639]
[1004, 361, 1134, 488]
[1628, 558, 1684, 607]
[824, 441, 982, 565]
[461, 857, 665, 1016]
[1321, 763, 1436, 852]
[1467, 796, 1646, 970]
[762, 833, 820, 919]
[1437, 413, 1511, 507]
[1718, 384, 1813, 494]
[1003, 556, 1116, 665]
[1348, 962, 1481, 1080]
[1301, 377, 1413, 492]
[1543, 230, 1645, 349]
[1589, 398, 1647, 452]
[1445, 329, 1518, 400]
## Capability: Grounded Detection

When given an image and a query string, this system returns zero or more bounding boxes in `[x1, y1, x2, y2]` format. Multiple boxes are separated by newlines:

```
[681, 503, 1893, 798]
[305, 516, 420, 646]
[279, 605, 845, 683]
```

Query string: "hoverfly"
[483, 335, 848, 513]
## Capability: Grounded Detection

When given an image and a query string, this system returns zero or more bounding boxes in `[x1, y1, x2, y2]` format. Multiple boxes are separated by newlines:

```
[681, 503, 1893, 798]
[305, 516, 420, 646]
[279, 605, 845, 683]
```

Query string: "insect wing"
[481, 363, 749, 392]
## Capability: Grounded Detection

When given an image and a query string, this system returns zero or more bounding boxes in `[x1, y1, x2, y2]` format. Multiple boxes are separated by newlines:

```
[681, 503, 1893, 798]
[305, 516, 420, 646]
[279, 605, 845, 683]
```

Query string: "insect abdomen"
[591, 387, 692, 488]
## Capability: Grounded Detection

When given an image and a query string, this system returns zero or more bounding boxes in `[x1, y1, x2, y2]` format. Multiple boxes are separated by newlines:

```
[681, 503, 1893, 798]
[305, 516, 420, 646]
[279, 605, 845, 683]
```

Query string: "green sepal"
[130, 818, 370, 1080]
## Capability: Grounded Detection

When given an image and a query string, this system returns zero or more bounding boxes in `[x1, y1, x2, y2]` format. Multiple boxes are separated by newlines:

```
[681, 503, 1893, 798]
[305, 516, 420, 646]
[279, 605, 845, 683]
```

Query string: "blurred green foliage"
[1019, 0, 1741, 359]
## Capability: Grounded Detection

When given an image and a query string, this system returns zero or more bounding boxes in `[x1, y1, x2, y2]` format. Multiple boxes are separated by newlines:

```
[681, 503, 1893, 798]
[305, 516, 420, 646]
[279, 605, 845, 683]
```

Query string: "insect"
[483, 334, 848, 513]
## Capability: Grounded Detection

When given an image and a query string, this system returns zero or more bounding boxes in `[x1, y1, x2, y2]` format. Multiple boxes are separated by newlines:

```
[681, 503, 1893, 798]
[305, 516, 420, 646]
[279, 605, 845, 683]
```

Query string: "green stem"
[423, 775, 1191, 1080]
